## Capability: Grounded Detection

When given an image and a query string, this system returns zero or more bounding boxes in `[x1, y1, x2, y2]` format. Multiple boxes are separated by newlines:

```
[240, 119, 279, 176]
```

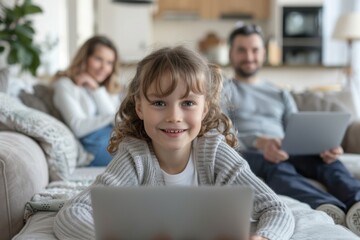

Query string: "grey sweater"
[221, 79, 298, 149]
[53, 133, 295, 240]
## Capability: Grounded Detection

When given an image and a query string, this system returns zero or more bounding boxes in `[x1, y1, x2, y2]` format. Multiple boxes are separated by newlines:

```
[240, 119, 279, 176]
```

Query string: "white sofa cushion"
[0, 132, 49, 240]
[13, 196, 360, 240]
[0, 93, 77, 181]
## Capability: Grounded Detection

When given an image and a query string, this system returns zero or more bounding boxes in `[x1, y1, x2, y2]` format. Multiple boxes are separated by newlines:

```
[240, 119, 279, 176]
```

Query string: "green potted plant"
[0, 0, 43, 91]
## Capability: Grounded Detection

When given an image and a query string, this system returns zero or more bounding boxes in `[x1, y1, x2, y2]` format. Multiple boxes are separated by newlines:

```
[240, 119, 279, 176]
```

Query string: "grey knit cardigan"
[54, 133, 295, 240]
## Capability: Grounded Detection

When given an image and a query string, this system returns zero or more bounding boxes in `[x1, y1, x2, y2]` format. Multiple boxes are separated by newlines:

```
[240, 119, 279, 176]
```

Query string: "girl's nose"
[165, 106, 182, 123]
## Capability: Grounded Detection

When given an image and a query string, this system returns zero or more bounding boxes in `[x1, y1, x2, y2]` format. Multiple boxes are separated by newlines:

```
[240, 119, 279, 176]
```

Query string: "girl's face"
[136, 75, 208, 160]
[86, 45, 115, 83]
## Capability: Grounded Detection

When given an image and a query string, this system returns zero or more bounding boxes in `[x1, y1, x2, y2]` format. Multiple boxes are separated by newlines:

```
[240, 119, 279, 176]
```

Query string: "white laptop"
[91, 185, 254, 240]
[282, 112, 351, 155]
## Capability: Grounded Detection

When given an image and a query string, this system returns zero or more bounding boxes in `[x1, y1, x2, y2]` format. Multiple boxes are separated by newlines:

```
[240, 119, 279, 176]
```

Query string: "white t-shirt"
[161, 151, 198, 186]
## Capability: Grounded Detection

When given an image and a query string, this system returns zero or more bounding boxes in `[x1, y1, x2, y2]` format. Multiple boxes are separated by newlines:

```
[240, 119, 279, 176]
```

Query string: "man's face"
[229, 34, 266, 79]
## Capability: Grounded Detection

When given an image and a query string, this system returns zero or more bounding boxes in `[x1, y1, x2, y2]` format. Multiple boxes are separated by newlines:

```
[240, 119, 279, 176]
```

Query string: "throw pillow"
[18, 84, 93, 167]
[19, 84, 64, 122]
[0, 93, 77, 181]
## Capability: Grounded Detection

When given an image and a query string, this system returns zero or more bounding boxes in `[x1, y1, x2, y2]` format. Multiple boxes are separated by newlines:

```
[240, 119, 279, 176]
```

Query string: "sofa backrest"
[291, 90, 354, 118]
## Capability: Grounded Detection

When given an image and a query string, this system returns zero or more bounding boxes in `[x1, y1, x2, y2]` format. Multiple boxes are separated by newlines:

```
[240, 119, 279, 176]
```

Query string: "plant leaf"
[1, 0, 42, 76]
[7, 47, 18, 64]
[23, 22, 35, 34]
[17, 33, 32, 45]
[0, 32, 10, 41]
[17, 45, 33, 67]
[23, 0, 43, 15]
[15, 24, 34, 39]
[29, 49, 40, 76]
[3, 6, 15, 24]
[13, 5, 24, 19]
[24, 5, 42, 15]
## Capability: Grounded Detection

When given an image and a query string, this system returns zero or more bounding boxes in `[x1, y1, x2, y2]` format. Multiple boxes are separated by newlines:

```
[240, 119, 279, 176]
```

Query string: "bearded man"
[221, 24, 360, 235]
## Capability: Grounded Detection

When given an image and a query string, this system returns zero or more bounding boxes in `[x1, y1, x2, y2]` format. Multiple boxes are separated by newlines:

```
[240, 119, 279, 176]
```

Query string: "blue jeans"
[79, 125, 113, 166]
[241, 150, 360, 212]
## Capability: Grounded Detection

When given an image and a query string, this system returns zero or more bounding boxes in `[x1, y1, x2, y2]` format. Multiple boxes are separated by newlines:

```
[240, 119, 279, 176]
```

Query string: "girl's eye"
[182, 101, 196, 107]
[152, 101, 165, 107]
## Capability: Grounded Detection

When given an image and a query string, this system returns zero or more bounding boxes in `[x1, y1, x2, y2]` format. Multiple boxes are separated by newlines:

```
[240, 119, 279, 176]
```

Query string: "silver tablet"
[91, 185, 254, 240]
[282, 112, 351, 155]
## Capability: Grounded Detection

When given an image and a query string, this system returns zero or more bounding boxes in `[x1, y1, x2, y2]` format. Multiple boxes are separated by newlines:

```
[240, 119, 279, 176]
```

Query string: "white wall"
[66, 0, 95, 64]
[66, 0, 95, 58]
[76, 0, 95, 47]
[96, 0, 153, 63]
[32, 0, 68, 75]
[323, 0, 353, 66]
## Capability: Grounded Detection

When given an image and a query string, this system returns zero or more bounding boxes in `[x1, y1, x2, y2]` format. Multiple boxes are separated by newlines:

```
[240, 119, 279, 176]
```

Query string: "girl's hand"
[74, 72, 99, 90]
[214, 235, 269, 240]
[250, 235, 269, 240]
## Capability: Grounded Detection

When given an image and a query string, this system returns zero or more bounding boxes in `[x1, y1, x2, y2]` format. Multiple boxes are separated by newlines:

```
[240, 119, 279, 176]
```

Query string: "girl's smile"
[160, 128, 187, 139]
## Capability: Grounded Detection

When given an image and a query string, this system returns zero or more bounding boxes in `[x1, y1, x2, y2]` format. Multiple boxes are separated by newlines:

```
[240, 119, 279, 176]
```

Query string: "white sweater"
[53, 77, 120, 137]
[53, 133, 295, 240]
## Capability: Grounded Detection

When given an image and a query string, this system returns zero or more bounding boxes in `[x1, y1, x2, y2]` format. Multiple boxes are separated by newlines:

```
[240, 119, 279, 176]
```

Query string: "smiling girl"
[54, 46, 294, 240]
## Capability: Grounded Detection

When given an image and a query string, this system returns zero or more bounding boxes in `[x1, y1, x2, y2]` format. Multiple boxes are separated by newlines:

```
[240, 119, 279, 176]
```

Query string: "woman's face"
[86, 44, 116, 83]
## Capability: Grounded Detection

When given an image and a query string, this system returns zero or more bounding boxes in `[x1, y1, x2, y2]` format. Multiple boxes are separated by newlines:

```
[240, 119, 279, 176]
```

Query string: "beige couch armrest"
[342, 121, 360, 154]
[0, 131, 49, 240]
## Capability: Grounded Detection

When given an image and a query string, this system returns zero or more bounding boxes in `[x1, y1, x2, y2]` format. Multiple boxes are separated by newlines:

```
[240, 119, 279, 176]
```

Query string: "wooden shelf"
[155, 0, 270, 20]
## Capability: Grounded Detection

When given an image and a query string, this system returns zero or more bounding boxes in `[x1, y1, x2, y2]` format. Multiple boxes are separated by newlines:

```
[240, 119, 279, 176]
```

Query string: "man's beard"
[234, 63, 260, 78]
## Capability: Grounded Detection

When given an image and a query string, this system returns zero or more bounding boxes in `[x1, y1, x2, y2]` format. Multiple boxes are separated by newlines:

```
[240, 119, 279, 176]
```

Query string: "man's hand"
[74, 72, 99, 90]
[320, 146, 343, 164]
[255, 136, 289, 163]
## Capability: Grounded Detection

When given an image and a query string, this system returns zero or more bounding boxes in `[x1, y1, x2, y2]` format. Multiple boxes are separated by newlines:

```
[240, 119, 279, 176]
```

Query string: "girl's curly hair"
[108, 46, 237, 154]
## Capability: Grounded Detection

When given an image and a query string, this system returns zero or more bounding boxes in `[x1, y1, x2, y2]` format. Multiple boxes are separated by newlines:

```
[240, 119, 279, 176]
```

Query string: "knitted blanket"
[24, 179, 93, 220]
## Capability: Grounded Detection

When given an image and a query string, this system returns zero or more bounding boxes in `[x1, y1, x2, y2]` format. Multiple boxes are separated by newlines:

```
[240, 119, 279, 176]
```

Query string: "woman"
[53, 35, 123, 166]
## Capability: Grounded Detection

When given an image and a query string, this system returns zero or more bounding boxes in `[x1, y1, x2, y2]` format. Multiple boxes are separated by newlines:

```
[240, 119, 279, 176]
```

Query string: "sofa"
[1, 87, 360, 240]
